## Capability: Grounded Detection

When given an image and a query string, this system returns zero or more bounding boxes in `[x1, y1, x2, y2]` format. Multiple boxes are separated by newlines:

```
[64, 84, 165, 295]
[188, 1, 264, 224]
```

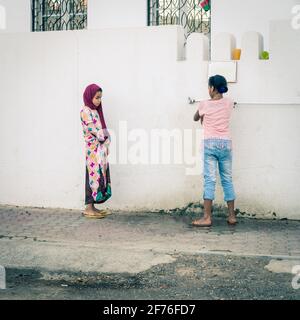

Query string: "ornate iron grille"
[32, 0, 87, 32]
[148, 0, 211, 38]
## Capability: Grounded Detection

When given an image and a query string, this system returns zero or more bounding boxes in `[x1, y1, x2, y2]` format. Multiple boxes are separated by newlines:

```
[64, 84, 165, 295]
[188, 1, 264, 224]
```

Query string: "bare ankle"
[203, 199, 213, 218]
[227, 200, 235, 216]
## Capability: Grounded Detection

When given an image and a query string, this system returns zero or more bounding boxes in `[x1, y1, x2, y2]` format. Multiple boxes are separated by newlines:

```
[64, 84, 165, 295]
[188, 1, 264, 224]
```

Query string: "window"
[32, 0, 87, 32]
[147, 0, 211, 38]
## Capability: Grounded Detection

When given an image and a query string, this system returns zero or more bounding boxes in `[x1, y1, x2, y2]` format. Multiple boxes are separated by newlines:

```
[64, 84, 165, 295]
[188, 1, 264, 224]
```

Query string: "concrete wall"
[0, 20, 299, 219]
[187, 22, 300, 219]
[88, 0, 147, 29]
[0, 0, 31, 33]
[211, 0, 299, 52]
[0, 0, 297, 43]
[0, 0, 148, 32]
[210, 21, 300, 103]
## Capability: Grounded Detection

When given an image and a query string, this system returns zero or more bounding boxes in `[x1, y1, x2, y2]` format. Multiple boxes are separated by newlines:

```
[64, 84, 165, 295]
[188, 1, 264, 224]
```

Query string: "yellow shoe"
[98, 209, 112, 216]
[82, 211, 106, 219]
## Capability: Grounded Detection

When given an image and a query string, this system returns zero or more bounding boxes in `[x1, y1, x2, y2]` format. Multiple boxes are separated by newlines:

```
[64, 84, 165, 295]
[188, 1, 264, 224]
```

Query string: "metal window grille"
[31, 0, 87, 32]
[147, 0, 211, 38]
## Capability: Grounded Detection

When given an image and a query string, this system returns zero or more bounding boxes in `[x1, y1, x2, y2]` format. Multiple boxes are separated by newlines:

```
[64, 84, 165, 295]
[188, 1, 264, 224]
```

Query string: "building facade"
[0, 0, 299, 219]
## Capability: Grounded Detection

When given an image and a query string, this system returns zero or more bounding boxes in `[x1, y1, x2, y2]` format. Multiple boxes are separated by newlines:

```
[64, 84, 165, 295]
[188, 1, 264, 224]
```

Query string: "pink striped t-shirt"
[198, 97, 234, 139]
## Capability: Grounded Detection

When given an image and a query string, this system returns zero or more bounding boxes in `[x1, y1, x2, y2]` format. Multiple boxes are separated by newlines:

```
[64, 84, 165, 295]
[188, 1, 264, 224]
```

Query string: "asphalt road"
[1, 253, 299, 300]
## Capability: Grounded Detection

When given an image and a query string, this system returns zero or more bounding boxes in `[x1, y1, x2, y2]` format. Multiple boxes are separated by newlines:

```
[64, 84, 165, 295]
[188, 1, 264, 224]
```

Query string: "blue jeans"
[203, 139, 236, 202]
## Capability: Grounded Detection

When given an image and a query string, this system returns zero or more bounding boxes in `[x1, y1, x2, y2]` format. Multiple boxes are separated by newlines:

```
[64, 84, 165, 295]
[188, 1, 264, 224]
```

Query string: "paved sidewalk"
[0, 205, 299, 258]
[0, 205, 299, 299]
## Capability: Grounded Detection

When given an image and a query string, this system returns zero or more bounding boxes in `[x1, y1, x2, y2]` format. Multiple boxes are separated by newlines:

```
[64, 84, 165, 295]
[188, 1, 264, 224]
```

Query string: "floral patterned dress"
[80, 105, 111, 204]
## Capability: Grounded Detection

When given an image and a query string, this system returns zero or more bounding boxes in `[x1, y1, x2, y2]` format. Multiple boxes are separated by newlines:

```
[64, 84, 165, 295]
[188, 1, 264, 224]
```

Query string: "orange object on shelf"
[232, 49, 241, 60]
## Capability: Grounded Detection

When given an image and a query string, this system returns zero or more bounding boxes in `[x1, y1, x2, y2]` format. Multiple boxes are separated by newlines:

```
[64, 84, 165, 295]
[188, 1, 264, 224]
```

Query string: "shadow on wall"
[0, 5, 6, 30]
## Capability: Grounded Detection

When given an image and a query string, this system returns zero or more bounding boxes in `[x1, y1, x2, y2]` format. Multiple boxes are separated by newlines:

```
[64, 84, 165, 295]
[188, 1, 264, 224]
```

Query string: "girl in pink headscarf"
[80, 84, 112, 218]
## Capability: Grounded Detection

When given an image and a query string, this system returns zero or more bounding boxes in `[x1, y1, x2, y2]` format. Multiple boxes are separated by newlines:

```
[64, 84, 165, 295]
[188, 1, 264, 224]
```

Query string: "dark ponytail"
[209, 75, 228, 94]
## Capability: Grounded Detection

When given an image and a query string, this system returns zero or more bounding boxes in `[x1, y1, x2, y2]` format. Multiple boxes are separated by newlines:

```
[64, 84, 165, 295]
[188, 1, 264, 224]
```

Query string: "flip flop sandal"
[82, 212, 106, 219]
[98, 209, 112, 216]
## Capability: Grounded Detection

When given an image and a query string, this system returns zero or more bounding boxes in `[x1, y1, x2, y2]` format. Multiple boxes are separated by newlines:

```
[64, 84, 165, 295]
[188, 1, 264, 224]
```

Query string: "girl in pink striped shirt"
[192, 75, 237, 227]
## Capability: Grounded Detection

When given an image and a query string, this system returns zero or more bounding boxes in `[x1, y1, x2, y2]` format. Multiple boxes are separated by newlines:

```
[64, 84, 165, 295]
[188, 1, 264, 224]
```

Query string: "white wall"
[209, 21, 300, 104]
[88, 0, 147, 30]
[0, 26, 191, 213]
[211, 0, 299, 52]
[0, 21, 299, 219]
[0, 0, 148, 33]
[0, 0, 297, 47]
[186, 22, 300, 219]
[0, 0, 31, 33]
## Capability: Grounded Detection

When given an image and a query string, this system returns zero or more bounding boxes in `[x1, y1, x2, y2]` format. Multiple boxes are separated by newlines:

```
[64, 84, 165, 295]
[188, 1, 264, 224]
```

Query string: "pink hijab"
[83, 84, 110, 141]
[83, 84, 108, 130]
